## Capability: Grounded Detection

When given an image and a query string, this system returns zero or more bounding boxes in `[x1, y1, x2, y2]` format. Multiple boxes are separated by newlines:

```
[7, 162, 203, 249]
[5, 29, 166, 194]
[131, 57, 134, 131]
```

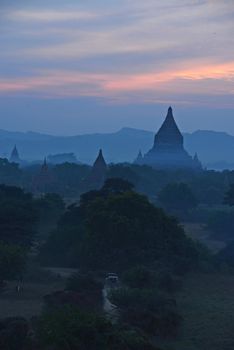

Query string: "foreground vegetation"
[0, 172, 234, 349]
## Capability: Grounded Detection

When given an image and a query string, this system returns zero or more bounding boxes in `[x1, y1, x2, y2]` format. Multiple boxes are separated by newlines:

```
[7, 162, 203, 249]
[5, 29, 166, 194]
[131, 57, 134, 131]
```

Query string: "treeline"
[0, 185, 65, 285]
[1, 158, 234, 206]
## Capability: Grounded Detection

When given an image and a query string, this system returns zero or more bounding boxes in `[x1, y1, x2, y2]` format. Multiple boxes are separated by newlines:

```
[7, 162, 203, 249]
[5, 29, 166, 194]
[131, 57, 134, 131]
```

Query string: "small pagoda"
[134, 150, 143, 165]
[9, 145, 21, 164]
[87, 149, 108, 189]
[32, 158, 54, 193]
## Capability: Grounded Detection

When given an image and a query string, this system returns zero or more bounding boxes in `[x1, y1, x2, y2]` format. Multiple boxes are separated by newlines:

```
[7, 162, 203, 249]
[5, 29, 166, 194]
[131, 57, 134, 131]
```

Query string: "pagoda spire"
[86, 149, 107, 188]
[32, 157, 53, 193]
[93, 149, 106, 168]
[154, 106, 183, 149]
[40, 157, 48, 172]
[10, 145, 20, 163]
[134, 150, 143, 164]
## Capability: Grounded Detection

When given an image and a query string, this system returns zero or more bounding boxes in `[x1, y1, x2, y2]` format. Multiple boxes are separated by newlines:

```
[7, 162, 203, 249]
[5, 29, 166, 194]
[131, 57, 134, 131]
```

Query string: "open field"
[0, 266, 78, 320]
[159, 272, 234, 350]
[0, 279, 65, 319]
[183, 222, 226, 252]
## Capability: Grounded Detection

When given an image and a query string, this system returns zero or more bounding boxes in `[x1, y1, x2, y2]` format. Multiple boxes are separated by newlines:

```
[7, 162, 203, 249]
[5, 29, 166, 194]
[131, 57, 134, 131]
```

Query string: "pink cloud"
[0, 61, 233, 107]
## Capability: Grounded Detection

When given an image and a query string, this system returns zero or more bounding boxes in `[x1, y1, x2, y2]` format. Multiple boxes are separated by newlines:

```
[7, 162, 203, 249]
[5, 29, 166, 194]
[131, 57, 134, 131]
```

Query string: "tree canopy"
[41, 179, 199, 273]
[158, 182, 198, 212]
[0, 185, 37, 247]
[224, 184, 234, 206]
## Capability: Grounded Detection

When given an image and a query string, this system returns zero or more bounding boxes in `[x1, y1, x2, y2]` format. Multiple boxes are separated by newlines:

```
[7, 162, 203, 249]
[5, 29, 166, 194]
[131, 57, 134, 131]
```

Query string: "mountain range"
[0, 128, 234, 170]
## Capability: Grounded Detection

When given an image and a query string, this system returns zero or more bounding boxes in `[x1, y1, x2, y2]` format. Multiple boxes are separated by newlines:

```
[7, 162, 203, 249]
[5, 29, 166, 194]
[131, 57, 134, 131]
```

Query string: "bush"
[122, 266, 180, 293]
[37, 306, 160, 350]
[122, 266, 154, 289]
[66, 272, 103, 294]
[0, 317, 28, 350]
[207, 209, 234, 241]
[0, 242, 26, 282]
[109, 287, 181, 337]
[65, 272, 103, 309]
[216, 241, 234, 267]
[158, 182, 198, 212]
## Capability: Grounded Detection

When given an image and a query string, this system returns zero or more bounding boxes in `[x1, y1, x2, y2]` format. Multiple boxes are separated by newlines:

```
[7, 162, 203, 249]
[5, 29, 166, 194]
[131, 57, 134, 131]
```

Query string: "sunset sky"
[0, 0, 233, 135]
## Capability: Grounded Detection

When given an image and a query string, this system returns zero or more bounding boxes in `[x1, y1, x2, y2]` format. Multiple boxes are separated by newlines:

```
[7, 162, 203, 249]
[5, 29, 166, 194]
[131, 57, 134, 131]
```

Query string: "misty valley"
[1, 110, 234, 349]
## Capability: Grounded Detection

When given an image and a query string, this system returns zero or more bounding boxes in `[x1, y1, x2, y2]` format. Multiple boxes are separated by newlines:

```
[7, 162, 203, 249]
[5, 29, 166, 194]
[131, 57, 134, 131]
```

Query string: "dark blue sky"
[0, 0, 233, 135]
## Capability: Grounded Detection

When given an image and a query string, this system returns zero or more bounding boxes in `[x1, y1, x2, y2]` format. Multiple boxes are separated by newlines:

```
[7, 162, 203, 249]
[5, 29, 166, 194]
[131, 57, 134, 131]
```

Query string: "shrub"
[0, 317, 28, 350]
[37, 306, 160, 350]
[109, 287, 181, 337]
[207, 209, 234, 241]
[216, 241, 234, 267]
[66, 272, 103, 294]
[122, 266, 154, 289]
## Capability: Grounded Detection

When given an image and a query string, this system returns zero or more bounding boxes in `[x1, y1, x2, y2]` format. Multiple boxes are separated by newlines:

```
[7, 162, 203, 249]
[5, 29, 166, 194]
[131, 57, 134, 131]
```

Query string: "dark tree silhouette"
[224, 184, 234, 206]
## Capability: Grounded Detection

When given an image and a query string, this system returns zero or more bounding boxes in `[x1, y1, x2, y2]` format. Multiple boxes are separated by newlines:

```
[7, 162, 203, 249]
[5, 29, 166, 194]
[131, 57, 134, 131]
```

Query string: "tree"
[224, 184, 234, 206]
[102, 177, 134, 193]
[109, 287, 181, 337]
[83, 190, 198, 271]
[0, 317, 28, 350]
[41, 182, 199, 273]
[158, 182, 198, 212]
[216, 241, 234, 267]
[37, 306, 159, 350]
[207, 210, 234, 241]
[122, 266, 154, 289]
[0, 158, 22, 186]
[35, 193, 65, 227]
[0, 185, 37, 247]
[0, 242, 26, 283]
[66, 272, 103, 307]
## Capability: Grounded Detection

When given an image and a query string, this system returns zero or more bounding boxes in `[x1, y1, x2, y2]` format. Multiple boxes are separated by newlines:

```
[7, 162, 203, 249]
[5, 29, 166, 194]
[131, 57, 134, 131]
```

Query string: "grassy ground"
[0, 280, 64, 319]
[159, 272, 234, 350]
[0, 266, 77, 320]
[158, 223, 234, 350]
[183, 222, 226, 252]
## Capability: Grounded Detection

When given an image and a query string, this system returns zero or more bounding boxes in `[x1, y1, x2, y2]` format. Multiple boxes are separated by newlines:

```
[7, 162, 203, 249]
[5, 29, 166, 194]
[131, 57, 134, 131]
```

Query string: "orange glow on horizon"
[0, 62, 233, 105]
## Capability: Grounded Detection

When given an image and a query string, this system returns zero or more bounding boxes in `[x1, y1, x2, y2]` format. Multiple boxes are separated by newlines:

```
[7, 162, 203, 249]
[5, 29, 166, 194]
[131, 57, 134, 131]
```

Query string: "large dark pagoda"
[137, 107, 202, 170]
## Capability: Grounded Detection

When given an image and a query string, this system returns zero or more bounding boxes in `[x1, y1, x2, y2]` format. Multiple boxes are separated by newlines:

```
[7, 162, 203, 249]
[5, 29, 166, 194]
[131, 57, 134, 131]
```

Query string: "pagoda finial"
[167, 106, 173, 117]
[10, 144, 20, 163]
[41, 157, 48, 172]
[134, 149, 143, 164]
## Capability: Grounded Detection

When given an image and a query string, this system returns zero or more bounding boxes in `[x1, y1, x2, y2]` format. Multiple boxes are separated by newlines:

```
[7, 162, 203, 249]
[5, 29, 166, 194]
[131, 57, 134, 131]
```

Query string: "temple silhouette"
[32, 158, 54, 193]
[135, 107, 202, 170]
[86, 149, 108, 188]
[9, 145, 21, 164]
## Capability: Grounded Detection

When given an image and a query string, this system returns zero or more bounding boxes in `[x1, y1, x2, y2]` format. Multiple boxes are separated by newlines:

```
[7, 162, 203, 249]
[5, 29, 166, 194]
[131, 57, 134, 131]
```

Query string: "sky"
[0, 0, 233, 135]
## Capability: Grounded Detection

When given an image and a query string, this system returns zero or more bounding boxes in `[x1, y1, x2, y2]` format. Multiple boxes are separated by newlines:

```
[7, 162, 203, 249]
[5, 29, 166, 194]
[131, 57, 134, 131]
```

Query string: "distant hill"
[0, 127, 234, 169]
